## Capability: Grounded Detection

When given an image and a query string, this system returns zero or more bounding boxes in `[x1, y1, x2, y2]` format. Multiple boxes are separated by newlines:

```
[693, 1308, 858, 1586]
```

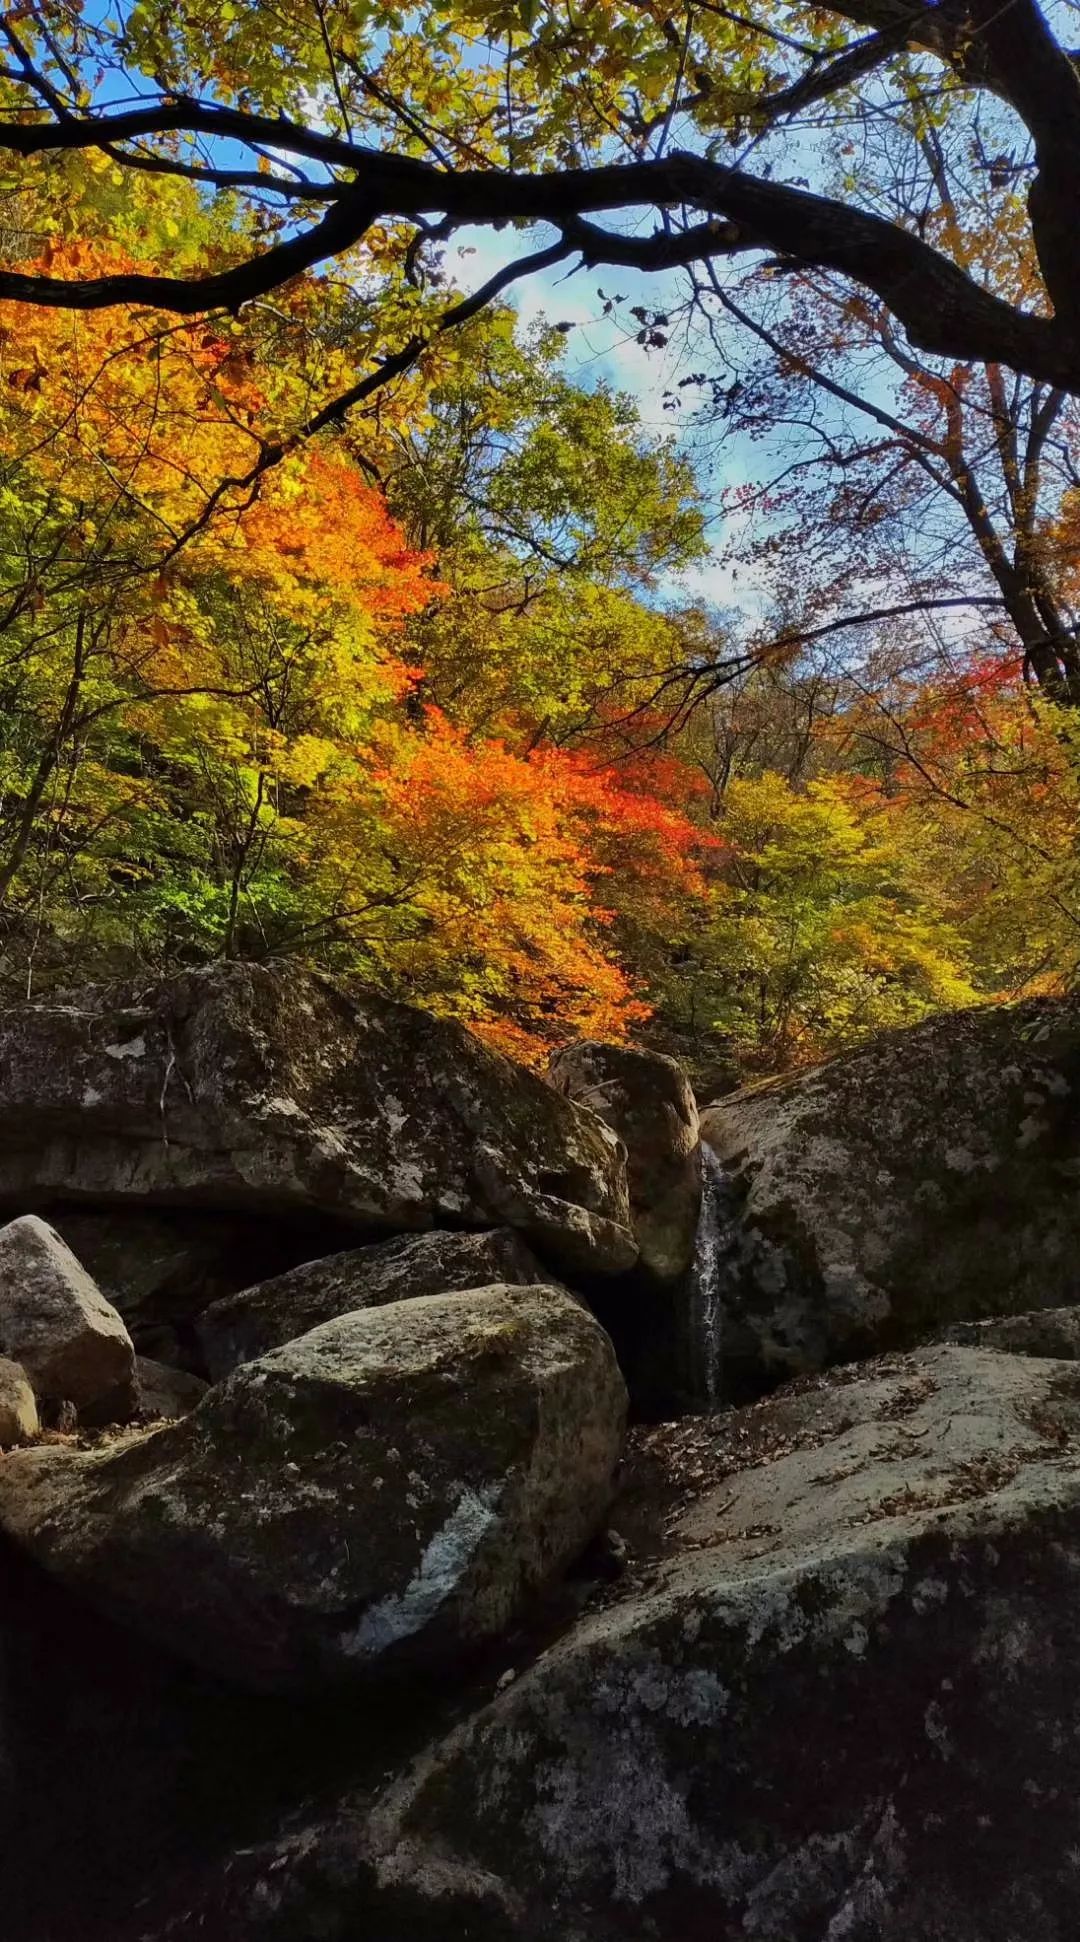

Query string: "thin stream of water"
[687, 1142, 738, 1411]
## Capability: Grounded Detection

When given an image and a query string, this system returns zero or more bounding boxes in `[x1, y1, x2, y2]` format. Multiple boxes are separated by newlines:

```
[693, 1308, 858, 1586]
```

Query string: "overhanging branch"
[0, 21, 1079, 393]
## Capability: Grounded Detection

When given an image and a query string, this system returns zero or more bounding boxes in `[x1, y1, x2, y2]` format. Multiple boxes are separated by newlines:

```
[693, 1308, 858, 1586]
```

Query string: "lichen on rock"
[700, 996, 1080, 1387]
[0, 962, 637, 1276]
[0, 1281, 627, 1691]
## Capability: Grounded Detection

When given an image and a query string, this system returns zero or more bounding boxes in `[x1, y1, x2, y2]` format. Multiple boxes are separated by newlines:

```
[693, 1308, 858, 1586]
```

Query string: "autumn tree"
[632, 45, 1079, 712]
[378, 310, 725, 749]
[0, 160, 719, 1059]
[0, 170, 435, 970]
[687, 769, 980, 1071]
[1, 2, 1080, 471]
[5, 4, 1080, 1072]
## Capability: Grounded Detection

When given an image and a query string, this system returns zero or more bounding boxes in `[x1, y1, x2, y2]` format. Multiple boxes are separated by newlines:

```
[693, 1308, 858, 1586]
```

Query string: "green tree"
[656, 770, 980, 1076]
[380, 313, 711, 745]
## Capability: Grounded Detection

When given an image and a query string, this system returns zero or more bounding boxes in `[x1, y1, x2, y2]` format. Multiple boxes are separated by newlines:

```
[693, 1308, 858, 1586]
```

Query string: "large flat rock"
[352, 1345, 1080, 1940]
[0, 963, 636, 1276]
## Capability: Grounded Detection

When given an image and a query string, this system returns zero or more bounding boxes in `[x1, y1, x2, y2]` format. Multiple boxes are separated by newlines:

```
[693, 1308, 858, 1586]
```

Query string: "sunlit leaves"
[689, 769, 981, 1069]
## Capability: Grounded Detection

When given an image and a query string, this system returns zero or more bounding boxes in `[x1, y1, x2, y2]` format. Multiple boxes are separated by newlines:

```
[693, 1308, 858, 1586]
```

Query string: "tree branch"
[0, 45, 1079, 391]
[0, 192, 377, 313]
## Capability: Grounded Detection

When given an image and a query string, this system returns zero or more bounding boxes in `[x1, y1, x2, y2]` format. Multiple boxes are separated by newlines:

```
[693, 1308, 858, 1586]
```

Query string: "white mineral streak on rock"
[103, 1036, 147, 1061]
[342, 1481, 505, 1657]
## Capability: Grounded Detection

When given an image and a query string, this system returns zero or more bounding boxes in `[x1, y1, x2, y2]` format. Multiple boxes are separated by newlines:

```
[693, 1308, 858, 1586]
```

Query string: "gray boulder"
[354, 1346, 1080, 1940]
[0, 963, 634, 1276]
[0, 1283, 626, 1691]
[945, 1306, 1080, 1358]
[549, 1041, 701, 1281]
[198, 1226, 549, 1379]
[133, 1357, 208, 1420]
[0, 1215, 135, 1416]
[700, 996, 1080, 1387]
[0, 1357, 37, 1445]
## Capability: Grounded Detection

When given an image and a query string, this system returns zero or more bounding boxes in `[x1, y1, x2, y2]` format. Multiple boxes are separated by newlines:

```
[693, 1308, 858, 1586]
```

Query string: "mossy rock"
[0, 1283, 627, 1690]
[700, 997, 1080, 1389]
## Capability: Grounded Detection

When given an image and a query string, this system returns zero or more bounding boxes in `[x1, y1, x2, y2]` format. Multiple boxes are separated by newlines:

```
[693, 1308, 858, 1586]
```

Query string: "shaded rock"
[43, 1205, 343, 1336]
[134, 1357, 208, 1419]
[549, 1041, 701, 1282]
[129, 1346, 1080, 1941]
[700, 996, 1080, 1388]
[946, 1305, 1080, 1359]
[45, 1204, 364, 1376]
[0, 1284, 627, 1691]
[352, 1347, 1080, 1940]
[0, 1215, 135, 1416]
[198, 1227, 549, 1379]
[0, 1528, 384, 1942]
[0, 963, 635, 1276]
[0, 1357, 37, 1445]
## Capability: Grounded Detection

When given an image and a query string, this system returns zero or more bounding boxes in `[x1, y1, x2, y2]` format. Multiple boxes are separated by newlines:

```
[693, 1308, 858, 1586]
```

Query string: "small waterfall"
[687, 1143, 739, 1411]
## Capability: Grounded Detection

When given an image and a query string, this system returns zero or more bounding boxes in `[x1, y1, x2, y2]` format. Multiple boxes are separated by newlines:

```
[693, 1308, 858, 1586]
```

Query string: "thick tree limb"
[0, 126, 1072, 388]
[0, 191, 378, 313]
[813, 0, 1077, 94]
[1, 10, 1080, 394]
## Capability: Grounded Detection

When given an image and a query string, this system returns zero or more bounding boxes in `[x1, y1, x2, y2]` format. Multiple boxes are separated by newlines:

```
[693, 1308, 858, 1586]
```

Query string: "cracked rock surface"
[155, 1346, 1080, 1941]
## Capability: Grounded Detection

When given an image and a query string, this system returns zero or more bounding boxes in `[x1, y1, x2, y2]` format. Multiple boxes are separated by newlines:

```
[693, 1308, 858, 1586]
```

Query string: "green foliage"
[382, 315, 709, 745]
[0, 78, 1075, 1077]
[651, 772, 980, 1075]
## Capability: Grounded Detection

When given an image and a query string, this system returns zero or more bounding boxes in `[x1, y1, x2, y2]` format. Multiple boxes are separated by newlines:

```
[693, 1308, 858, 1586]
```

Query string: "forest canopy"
[0, 1, 1078, 1081]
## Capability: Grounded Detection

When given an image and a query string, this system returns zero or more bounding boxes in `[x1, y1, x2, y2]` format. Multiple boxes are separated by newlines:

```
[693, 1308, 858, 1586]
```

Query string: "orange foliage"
[299, 709, 712, 1059]
[236, 453, 442, 625]
[0, 243, 438, 627]
[0, 235, 712, 1062]
[900, 652, 1028, 755]
[0, 246, 269, 523]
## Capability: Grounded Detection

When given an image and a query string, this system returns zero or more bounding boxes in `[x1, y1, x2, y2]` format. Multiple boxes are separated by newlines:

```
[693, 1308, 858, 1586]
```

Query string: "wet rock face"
[700, 997, 1080, 1386]
[0, 1283, 627, 1692]
[355, 1347, 1080, 1941]
[0, 962, 636, 1277]
[197, 1226, 550, 1379]
[549, 1041, 701, 1283]
[0, 1214, 135, 1417]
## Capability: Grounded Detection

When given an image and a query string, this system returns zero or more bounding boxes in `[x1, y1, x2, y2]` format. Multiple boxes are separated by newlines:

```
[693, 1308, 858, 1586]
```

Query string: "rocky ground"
[4, 965, 1080, 1939]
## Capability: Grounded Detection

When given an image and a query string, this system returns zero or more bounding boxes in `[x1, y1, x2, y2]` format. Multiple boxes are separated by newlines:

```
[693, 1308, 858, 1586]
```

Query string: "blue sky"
[71, 0, 1062, 638]
[445, 223, 757, 615]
